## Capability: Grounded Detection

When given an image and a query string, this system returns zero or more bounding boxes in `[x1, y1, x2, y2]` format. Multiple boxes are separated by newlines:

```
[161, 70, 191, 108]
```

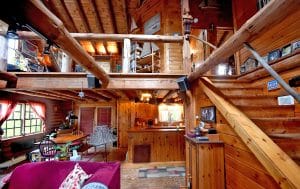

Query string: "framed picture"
[200, 106, 216, 123]
[292, 40, 300, 52]
[281, 44, 292, 57]
[268, 49, 281, 62]
[242, 57, 258, 72]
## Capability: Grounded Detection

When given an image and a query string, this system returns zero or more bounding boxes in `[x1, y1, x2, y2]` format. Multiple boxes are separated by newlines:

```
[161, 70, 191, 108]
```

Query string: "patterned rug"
[138, 166, 185, 178]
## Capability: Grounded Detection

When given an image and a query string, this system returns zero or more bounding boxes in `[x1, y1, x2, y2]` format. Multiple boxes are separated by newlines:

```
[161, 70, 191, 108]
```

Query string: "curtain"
[0, 100, 17, 135]
[28, 102, 46, 131]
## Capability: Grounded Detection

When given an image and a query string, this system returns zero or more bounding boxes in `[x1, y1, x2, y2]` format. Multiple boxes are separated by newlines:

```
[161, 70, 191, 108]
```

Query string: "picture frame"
[257, 0, 271, 10]
[200, 106, 216, 123]
[292, 40, 300, 52]
[268, 49, 281, 62]
[281, 44, 292, 57]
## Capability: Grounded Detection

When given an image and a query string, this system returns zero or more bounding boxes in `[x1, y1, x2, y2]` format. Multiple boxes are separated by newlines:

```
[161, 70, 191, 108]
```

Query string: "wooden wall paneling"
[239, 9, 300, 63]
[225, 155, 280, 189]
[117, 100, 132, 148]
[225, 163, 265, 189]
[231, 0, 257, 30]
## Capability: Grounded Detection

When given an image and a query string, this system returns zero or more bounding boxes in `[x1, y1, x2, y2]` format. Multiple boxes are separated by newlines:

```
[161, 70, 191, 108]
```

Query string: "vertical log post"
[123, 38, 131, 73]
[61, 52, 72, 72]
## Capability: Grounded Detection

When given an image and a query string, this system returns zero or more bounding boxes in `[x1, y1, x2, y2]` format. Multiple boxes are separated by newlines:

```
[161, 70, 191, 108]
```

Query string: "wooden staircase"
[213, 79, 300, 165]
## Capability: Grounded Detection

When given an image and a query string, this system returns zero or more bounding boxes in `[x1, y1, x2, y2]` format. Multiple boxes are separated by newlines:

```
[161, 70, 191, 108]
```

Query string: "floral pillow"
[59, 163, 91, 189]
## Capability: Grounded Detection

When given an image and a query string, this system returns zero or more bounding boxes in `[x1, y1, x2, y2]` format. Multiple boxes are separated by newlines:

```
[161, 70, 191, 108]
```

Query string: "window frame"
[1, 103, 43, 140]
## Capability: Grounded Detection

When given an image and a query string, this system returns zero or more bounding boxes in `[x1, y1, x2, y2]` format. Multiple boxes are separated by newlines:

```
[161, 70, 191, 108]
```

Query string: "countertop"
[185, 135, 224, 144]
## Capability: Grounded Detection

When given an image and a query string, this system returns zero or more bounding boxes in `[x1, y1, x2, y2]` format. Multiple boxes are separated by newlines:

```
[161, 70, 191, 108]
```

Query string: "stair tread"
[237, 105, 294, 108]
[228, 94, 278, 98]
[269, 133, 300, 139]
[252, 117, 300, 121]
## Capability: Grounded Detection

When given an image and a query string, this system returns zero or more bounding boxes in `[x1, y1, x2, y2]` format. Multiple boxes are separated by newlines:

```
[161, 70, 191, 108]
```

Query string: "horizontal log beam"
[188, 0, 300, 82]
[200, 77, 300, 189]
[1, 0, 110, 87]
[0, 31, 183, 43]
[0, 71, 18, 88]
[3, 73, 181, 90]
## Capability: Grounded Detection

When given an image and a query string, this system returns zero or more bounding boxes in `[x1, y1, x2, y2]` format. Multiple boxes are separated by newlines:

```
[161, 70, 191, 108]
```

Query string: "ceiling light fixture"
[78, 81, 85, 99]
[140, 92, 152, 102]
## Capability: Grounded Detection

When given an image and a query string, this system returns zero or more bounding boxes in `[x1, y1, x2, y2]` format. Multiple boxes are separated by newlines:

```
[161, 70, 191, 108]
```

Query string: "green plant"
[55, 142, 80, 159]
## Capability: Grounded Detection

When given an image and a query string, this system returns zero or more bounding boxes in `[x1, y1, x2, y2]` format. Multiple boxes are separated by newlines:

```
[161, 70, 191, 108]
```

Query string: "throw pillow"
[59, 163, 91, 189]
[81, 182, 108, 189]
[0, 172, 12, 189]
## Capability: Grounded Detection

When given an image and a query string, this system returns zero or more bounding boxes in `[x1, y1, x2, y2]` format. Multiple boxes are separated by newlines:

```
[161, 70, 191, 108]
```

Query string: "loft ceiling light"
[140, 92, 152, 102]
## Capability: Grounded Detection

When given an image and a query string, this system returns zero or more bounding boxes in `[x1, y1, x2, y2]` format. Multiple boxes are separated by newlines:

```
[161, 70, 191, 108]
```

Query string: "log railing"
[199, 77, 300, 189]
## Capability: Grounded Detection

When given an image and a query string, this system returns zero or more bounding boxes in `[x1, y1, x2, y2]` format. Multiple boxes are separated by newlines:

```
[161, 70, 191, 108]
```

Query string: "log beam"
[199, 77, 300, 189]
[0, 71, 18, 88]
[9, 73, 181, 90]
[0, 31, 183, 43]
[2, 0, 110, 87]
[188, 0, 300, 82]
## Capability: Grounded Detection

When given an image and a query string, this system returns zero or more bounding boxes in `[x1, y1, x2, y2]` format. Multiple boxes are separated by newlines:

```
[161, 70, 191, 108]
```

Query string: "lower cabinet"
[185, 137, 225, 189]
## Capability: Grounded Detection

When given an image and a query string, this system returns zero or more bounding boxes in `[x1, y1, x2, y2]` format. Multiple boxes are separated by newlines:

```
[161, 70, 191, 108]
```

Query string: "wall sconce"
[182, 13, 193, 40]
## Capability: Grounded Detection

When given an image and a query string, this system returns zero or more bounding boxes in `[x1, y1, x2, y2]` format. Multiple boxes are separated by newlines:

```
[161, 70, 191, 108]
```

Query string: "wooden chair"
[39, 137, 57, 161]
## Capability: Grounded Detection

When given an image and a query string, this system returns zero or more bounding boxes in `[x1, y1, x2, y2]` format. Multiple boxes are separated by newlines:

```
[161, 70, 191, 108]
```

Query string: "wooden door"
[97, 107, 111, 127]
[79, 107, 95, 134]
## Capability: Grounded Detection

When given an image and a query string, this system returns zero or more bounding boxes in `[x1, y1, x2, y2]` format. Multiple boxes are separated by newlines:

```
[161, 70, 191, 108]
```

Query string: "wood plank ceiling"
[42, 0, 131, 56]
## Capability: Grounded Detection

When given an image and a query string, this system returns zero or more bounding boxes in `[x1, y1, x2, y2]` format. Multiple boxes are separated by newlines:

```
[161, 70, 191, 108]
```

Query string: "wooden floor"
[83, 147, 186, 189]
[0, 147, 186, 189]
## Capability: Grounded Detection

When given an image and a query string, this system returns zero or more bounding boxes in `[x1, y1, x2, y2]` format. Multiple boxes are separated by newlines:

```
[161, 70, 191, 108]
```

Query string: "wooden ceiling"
[41, 0, 140, 57]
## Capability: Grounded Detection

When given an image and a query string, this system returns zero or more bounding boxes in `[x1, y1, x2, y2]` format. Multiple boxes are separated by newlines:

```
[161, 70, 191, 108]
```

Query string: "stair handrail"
[199, 77, 300, 189]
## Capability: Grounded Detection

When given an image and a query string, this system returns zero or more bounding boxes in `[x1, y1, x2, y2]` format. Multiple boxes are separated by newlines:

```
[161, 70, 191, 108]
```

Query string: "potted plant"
[55, 142, 71, 160]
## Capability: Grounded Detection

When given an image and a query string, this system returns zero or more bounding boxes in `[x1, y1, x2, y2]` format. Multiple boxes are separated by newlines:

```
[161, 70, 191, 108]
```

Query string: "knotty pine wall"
[77, 100, 159, 148]
[136, 0, 183, 74]
[117, 100, 158, 148]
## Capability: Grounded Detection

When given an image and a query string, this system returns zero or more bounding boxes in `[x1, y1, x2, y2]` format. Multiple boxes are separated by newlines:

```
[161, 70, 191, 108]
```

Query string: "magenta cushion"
[83, 162, 120, 189]
[8, 161, 120, 189]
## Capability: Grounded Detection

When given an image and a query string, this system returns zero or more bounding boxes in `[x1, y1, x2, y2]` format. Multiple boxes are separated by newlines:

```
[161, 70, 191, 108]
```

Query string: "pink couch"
[7, 161, 120, 189]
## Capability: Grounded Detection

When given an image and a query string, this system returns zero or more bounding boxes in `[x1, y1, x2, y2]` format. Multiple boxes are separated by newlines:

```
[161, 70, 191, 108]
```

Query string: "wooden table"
[51, 134, 88, 144]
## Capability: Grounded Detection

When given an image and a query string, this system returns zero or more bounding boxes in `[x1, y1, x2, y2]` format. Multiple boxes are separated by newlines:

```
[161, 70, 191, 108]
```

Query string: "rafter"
[32, 90, 78, 101]
[95, 90, 119, 99]
[8, 90, 67, 101]
[84, 90, 111, 101]
[162, 90, 177, 102]
[43, 0, 77, 32]
[68, 90, 99, 101]
[47, 90, 84, 101]
[111, 0, 128, 33]
[64, 0, 89, 32]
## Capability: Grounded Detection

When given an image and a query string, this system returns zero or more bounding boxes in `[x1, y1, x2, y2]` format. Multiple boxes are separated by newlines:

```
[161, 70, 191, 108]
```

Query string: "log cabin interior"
[0, 0, 300, 188]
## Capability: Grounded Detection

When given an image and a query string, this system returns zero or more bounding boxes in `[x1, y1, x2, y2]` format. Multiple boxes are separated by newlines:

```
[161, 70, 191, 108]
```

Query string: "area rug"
[138, 166, 185, 178]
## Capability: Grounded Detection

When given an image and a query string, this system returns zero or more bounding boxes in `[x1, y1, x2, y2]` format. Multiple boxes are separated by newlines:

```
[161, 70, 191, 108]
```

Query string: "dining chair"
[38, 137, 57, 161]
[87, 125, 117, 161]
